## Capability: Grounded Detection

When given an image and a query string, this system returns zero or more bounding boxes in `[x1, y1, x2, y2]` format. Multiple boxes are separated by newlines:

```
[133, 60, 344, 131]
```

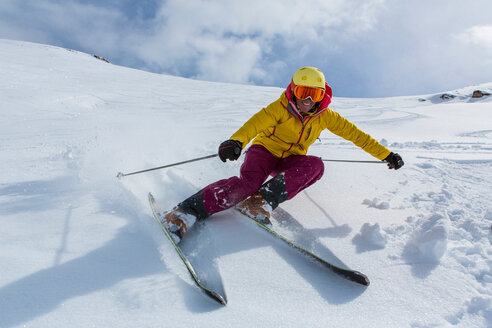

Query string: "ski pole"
[117, 154, 219, 179]
[321, 158, 384, 164]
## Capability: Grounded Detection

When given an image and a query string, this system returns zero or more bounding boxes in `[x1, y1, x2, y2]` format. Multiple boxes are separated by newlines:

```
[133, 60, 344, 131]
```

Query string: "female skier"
[163, 67, 404, 243]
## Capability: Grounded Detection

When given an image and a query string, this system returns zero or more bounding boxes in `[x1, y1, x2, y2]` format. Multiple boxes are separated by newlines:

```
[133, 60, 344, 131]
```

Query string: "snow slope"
[1, 39, 491, 327]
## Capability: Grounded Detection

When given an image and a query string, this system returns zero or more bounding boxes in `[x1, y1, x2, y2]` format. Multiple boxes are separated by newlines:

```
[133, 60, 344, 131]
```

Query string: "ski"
[235, 208, 370, 286]
[148, 193, 227, 305]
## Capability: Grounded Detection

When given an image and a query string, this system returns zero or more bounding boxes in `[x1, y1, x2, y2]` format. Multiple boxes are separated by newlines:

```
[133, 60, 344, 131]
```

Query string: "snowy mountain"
[1, 39, 491, 328]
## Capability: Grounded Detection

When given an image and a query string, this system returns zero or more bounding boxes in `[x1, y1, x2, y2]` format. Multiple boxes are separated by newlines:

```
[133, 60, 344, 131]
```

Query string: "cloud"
[455, 25, 492, 51]
[316, 1, 492, 96]
[1, 0, 491, 97]
[0, 0, 128, 53]
[128, 0, 385, 86]
[0, 0, 395, 91]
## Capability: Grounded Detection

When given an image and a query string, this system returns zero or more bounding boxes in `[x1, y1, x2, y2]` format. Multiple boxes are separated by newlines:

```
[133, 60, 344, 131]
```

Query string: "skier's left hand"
[384, 152, 404, 170]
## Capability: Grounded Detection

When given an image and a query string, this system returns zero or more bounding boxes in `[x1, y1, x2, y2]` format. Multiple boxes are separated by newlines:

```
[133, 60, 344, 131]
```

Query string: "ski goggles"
[293, 85, 325, 102]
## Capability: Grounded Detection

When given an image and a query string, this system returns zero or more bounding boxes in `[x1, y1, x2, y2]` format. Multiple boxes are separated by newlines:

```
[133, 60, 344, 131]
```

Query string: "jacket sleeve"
[230, 98, 285, 148]
[324, 110, 391, 160]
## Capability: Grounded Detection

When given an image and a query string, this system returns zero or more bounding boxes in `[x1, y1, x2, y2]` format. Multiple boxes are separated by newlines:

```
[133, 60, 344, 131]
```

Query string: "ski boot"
[162, 191, 210, 244]
[236, 191, 273, 225]
[236, 173, 289, 225]
[161, 208, 197, 244]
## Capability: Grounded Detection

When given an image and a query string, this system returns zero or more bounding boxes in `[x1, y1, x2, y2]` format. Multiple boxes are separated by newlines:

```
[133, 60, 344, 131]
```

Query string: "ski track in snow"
[1, 39, 491, 328]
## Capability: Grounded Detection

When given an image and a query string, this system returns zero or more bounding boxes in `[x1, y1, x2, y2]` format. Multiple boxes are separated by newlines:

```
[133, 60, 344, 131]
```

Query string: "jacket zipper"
[296, 117, 311, 143]
[280, 117, 312, 158]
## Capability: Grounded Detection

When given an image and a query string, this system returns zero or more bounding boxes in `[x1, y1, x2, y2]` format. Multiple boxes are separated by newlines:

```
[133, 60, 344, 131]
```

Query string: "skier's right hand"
[218, 140, 243, 162]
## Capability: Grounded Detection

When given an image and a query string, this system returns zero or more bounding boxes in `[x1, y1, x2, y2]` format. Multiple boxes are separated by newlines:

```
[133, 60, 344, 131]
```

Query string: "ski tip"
[352, 271, 370, 286]
[116, 172, 124, 179]
[210, 292, 227, 306]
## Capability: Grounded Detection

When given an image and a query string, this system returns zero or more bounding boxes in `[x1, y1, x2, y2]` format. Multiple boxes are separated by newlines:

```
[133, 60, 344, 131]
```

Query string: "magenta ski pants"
[202, 145, 324, 214]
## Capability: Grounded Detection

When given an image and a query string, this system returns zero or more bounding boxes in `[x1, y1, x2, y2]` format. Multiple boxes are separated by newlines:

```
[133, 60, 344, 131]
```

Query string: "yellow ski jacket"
[230, 86, 391, 160]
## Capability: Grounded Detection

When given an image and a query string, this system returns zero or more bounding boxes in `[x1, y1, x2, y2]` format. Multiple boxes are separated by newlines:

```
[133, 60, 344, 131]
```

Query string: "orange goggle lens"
[293, 85, 325, 102]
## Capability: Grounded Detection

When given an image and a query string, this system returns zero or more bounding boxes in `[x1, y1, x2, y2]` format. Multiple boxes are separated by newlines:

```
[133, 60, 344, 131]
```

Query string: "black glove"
[384, 152, 404, 170]
[218, 140, 243, 162]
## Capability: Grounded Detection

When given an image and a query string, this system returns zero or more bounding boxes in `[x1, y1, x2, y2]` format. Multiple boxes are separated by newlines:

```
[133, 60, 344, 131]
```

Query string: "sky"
[1, 0, 491, 97]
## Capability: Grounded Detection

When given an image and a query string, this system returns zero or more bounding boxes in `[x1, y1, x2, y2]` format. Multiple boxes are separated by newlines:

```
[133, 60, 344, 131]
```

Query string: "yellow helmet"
[291, 67, 326, 89]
